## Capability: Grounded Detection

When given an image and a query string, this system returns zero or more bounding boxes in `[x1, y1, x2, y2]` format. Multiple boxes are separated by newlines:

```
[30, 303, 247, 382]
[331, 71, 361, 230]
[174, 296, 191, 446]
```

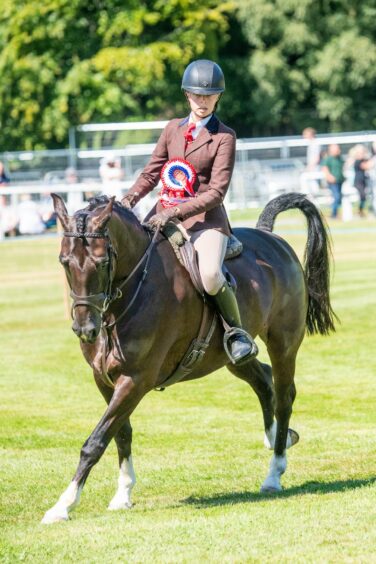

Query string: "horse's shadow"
[182, 477, 376, 508]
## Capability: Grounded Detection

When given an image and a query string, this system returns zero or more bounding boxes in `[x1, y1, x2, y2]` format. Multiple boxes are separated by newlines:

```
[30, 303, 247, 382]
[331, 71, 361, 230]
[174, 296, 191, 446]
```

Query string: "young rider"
[122, 59, 257, 364]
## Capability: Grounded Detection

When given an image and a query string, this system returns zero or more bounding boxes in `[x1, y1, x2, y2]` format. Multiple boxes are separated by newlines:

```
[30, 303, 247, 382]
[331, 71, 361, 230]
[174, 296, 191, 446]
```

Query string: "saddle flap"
[179, 241, 205, 296]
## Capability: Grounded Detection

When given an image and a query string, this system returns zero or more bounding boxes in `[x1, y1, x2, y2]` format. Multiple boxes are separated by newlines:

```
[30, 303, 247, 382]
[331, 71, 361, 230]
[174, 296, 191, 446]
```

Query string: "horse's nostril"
[72, 321, 81, 336]
[87, 328, 98, 342]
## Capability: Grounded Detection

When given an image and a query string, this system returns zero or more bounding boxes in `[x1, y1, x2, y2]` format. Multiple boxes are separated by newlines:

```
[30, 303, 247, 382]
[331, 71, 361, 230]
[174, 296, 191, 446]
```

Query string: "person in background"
[99, 154, 124, 200]
[370, 141, 376, 215]
[349, 144, 375, 218]
[302, 127, 321, 171]
[301, 127, 322, 196]
[0, 161, 10, 185]
[321, 144, 345, 219]
[17, 193, 45, 235]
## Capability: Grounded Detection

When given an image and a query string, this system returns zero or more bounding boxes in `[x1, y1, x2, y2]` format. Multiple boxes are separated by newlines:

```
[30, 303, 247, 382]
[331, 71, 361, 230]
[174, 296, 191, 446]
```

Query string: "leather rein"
[62, 226, 160, 386]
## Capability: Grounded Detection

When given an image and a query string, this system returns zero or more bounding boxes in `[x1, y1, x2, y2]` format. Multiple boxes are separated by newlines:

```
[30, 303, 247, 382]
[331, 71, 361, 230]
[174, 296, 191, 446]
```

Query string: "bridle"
[63, 226, 160, 330]
[62, 225, 160, 388]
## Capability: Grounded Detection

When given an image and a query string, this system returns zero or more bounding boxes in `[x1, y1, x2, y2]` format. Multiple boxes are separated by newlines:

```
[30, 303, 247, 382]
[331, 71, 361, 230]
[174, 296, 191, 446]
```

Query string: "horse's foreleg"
[261, 355, 297, 493]
[108, 419, 136, 510]
[41, 376, 143, 524]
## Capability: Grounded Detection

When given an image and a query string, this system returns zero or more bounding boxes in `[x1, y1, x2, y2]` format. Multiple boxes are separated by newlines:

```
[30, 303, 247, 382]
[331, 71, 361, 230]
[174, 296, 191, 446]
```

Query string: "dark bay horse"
[42, 192, 335, 523]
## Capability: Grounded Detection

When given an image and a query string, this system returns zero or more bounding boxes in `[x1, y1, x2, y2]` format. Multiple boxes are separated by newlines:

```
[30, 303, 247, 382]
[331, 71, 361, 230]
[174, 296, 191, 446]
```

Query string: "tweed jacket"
[127, 115, 236, 236]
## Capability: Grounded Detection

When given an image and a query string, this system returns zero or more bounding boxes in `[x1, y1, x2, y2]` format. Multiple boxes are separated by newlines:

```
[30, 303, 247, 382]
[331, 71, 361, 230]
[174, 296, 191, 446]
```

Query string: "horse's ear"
[92, 197, 114, 231]
[51, 193, 69, 231]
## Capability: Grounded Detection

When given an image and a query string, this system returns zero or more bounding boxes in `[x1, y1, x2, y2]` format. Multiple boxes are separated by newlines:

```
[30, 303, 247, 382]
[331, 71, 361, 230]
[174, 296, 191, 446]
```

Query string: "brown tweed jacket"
[127, 115, 236, 236]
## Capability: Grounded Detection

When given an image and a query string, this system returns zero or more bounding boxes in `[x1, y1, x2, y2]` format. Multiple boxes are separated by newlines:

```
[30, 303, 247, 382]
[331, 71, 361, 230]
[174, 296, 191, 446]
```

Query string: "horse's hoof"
[288, 428, 299, 448]
[108, 497, 132, 511]
[41, 507, 69, 524]
[260, 485, 282, 494]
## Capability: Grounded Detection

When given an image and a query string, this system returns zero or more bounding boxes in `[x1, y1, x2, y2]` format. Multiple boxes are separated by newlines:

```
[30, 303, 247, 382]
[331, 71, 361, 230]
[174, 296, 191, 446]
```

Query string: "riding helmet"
[181, 60, 225, 95]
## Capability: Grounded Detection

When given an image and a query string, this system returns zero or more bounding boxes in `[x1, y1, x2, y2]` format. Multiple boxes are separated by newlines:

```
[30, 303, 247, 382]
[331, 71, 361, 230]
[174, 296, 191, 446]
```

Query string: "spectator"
[302, 127, 321, 171]
[0, 161, 10, 185]
[370, 141, 376, 215]
[18, 193, 45, 235]
[65, 166, 78, 184]
[39, 192, 57, 229]
[99, 153, 124, 200]
[301, 127, 322, 196]
[321, 144, 345, 219]
[0, 195, 18, 237]
[348, 144, 375, 217]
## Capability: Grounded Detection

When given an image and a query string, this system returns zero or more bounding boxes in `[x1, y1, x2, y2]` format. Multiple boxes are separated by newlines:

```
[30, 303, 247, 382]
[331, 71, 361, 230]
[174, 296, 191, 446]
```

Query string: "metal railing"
[1, 127, 375, 239]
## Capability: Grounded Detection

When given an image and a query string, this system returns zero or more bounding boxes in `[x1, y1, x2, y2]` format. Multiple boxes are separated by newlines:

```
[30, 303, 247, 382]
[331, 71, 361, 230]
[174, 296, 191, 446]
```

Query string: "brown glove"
[121, 191, 140, 209]
[146, 207, 181, 229]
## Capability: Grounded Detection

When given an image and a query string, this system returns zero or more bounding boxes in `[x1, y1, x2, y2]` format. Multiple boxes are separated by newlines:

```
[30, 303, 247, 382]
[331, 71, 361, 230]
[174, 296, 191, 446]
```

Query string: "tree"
[235, 0, 376, 134]
[0, 0, 233, 150]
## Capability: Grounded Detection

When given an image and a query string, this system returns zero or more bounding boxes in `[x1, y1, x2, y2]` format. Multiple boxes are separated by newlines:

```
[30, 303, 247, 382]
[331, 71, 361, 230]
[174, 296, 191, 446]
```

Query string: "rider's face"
[185, 92, 220, 122]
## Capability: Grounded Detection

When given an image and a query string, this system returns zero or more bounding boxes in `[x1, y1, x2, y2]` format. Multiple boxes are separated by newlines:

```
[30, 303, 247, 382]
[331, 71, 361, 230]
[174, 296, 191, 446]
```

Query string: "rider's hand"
[121, 192, 139, 209]
[146, 207, 181, 229]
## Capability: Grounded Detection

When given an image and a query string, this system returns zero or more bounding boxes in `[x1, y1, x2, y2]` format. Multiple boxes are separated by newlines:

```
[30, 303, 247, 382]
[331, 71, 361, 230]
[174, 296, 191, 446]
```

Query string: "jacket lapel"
[185, 127, 212, 157]
[173, 117, 189, 158]
[185, 114, 219, 157]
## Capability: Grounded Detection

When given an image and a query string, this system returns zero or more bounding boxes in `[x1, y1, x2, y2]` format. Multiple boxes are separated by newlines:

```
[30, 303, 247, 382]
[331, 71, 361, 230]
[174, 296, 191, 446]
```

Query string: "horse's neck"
[110, 211, 150, 280]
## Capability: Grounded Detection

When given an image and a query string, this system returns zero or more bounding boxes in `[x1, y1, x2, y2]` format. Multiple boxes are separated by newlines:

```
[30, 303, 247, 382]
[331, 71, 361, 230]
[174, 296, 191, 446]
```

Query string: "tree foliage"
[236, 0, 376, 135]
[0, 0, 375, 150]
[0, 0, 232, 149]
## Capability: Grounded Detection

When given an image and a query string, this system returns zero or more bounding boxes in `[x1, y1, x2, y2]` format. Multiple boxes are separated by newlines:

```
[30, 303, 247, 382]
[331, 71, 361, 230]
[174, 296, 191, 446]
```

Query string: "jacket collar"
[179, 114, 220, 134]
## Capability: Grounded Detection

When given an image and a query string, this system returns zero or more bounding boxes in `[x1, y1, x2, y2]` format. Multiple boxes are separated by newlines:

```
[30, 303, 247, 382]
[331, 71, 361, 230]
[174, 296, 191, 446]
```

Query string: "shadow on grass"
[182, 477, 376, 508]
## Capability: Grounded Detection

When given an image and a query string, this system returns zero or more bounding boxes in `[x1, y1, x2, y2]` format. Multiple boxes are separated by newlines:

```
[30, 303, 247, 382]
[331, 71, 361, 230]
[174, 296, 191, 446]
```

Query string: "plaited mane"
[74, 212, 88, 235]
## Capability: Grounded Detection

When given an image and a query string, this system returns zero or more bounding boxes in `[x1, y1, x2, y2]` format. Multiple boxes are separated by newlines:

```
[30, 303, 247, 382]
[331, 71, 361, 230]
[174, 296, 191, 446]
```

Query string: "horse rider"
[122, 59, 257, 364]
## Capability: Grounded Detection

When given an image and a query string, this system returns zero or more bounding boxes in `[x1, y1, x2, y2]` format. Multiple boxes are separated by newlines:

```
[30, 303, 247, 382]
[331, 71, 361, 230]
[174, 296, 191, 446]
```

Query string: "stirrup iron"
[223, 327, 258, 365]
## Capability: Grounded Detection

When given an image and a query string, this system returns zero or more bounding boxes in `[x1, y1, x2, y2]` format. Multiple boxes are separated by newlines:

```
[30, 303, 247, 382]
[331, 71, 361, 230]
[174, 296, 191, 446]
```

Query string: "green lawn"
[1, 213, 376, 563]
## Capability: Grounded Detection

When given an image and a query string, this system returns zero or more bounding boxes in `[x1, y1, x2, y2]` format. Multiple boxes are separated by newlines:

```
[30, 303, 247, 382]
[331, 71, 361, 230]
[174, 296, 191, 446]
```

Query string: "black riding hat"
[181, 59, 225, 95]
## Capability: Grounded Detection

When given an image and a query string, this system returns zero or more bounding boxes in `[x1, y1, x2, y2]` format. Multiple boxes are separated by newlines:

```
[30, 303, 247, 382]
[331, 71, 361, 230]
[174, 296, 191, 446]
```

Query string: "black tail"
[256, 193, 337, 335]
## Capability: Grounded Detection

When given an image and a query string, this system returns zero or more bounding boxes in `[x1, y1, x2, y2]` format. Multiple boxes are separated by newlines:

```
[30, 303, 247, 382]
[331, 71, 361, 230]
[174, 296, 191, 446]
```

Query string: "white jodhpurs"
[190, 229, 228, 295]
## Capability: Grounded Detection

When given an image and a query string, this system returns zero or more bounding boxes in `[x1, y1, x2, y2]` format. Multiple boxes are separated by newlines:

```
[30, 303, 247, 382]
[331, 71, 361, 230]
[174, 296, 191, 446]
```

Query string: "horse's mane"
[73, 196, 144, 233]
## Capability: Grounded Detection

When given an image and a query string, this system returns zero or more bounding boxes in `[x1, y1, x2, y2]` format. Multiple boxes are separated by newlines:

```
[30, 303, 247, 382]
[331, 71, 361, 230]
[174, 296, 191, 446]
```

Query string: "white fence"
[1, 128, 376, 239]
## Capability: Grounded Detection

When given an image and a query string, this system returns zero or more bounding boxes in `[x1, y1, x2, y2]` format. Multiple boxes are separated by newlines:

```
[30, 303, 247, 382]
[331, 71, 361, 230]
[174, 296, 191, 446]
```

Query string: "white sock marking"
[108, 456, 136, 510]
[264, 421, 294, 450]
[261, 452, 287, 492]
[41, 480, 82, 524]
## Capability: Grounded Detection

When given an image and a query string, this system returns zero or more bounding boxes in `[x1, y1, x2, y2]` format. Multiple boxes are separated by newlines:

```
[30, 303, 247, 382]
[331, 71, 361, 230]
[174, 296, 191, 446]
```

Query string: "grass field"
[1, 211, 376, 563]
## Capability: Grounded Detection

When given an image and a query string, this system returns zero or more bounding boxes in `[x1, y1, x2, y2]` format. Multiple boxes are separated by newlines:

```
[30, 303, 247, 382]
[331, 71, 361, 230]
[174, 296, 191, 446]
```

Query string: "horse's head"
[52, 194, 117, 343]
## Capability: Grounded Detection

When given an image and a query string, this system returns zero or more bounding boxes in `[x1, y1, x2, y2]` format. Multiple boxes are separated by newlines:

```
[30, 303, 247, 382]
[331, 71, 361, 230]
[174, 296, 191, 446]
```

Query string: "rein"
[63, 225, 160, 387]
[64, 227, 160, 324]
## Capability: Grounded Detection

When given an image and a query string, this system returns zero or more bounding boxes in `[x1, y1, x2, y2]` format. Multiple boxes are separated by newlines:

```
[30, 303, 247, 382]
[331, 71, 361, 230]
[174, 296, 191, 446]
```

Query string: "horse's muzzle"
[72, 319, 100, 343]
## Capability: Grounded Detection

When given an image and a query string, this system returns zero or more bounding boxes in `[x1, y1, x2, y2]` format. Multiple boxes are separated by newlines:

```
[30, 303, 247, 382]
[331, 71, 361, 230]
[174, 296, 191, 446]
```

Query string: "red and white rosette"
[159, 158, 197, 208]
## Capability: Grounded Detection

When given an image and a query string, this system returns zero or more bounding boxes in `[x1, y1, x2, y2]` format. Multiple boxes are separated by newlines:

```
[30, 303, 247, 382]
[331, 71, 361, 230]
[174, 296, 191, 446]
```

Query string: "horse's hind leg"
[228, 359, 275, 435]
[108, 419, 136, 510]
[228, 359, 298, 451]
[42, 375, 144, 524]
[260, 351, 298, 493]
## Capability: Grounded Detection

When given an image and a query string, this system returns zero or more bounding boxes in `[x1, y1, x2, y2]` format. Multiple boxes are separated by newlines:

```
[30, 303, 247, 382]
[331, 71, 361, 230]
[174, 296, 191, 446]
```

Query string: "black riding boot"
[212, 281, 258, 364]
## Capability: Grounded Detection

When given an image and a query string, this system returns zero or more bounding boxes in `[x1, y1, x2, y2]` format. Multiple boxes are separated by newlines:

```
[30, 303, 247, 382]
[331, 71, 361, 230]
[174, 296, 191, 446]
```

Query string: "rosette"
[159, 158, 197, 208]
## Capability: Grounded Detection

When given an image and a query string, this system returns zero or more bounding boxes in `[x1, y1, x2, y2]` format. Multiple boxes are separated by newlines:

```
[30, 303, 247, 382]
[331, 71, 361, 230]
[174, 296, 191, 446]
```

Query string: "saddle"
[155, 223, 242, 391]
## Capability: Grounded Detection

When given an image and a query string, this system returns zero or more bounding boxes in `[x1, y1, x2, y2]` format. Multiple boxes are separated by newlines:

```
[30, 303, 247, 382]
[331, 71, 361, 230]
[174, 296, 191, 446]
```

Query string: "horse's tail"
[256, 192, 337, 335]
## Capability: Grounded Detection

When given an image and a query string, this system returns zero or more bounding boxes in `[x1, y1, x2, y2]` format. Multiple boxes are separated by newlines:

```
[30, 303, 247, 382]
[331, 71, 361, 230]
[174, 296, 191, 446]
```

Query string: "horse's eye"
[59, 255, 69, 266]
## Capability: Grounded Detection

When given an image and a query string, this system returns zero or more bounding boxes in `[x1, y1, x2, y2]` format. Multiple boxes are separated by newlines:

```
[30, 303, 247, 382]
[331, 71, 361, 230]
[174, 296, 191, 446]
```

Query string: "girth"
[154, 224, 242, 391]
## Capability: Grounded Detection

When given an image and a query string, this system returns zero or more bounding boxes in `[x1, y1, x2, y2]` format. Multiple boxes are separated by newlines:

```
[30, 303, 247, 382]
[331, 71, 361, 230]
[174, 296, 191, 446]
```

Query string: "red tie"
[184, 122, 196, 145]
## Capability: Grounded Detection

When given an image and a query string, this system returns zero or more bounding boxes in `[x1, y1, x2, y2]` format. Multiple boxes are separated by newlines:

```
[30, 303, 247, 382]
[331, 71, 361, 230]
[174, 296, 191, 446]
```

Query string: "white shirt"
[188, 114, 213, 140]
[18, 199, 45, 234]
[306, 140, 321, 170]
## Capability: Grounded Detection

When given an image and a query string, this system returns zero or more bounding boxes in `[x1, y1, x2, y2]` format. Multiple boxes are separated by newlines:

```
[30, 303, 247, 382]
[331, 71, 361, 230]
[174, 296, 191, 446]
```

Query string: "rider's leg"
[191, 229, 257, 363]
